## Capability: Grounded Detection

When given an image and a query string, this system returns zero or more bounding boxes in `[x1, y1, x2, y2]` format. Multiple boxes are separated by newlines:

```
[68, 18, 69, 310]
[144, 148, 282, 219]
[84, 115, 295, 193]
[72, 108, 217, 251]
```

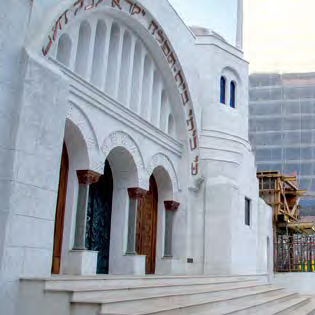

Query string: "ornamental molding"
[146, 153, 180, 192]
[101, 131, 148, 189]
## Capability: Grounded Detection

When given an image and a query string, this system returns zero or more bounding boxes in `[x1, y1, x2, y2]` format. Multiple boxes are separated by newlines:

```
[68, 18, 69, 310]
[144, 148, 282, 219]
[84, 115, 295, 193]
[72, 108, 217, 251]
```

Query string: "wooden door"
[52, 143, 69, 274]
[136, 176, 158, 274]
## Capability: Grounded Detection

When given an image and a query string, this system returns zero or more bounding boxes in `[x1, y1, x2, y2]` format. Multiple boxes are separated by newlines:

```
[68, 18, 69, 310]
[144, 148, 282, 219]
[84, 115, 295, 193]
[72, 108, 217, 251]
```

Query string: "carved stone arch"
[66, 102, 103, 172]
[146, 153, 180, 193]
[101, 131, 148, 190]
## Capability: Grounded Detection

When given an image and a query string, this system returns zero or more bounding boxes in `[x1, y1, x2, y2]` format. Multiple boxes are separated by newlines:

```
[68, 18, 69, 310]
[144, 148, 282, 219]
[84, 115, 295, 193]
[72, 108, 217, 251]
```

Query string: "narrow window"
[126, 197, 137, 254]
[220, 76, 226, 104]
[230, 81, 236, 108]
[164, 210, 174, 257]
[245, 197, 251, 226]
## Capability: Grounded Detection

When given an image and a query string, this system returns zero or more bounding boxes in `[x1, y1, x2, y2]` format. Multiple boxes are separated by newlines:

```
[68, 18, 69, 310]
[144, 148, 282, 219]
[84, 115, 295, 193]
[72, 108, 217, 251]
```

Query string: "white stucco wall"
[0, 1, 273, 314]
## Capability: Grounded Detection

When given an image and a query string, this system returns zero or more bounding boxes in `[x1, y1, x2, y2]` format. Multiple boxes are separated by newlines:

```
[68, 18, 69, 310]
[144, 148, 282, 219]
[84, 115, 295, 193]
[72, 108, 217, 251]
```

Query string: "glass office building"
[249, 72, 315, 215]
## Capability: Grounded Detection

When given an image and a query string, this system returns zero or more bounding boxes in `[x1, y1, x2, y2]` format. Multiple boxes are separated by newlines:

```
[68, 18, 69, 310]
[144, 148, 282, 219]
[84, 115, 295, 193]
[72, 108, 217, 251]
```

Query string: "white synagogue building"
[0, 1, 272, 314]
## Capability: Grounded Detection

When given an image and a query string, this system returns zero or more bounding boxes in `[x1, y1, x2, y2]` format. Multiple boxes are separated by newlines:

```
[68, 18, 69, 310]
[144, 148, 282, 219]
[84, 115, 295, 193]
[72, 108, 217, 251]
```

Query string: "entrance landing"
[18, 274, 315, 315]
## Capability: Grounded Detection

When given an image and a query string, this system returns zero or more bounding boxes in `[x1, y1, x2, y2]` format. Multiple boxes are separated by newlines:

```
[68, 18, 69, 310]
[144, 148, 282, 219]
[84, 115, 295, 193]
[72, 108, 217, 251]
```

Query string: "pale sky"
[168, 0, 237, 45]
[170, 0, 315, 74]
[244, 0, 315, 73]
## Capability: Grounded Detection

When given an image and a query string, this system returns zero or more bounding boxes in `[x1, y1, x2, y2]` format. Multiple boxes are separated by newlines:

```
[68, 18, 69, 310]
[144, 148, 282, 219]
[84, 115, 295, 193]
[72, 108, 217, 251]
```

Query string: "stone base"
[66, 250, 98, 275]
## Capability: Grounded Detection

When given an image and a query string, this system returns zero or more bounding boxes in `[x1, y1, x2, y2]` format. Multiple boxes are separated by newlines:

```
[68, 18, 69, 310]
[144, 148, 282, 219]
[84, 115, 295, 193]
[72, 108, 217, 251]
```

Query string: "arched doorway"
[86, 160, 114, 274]
[136, 175, 158, 274]
[52, 143, 69, 274]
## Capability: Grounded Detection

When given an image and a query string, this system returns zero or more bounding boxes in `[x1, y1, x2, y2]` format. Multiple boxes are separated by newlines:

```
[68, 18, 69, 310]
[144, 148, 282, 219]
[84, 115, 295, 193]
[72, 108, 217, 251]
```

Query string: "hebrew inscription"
[43, 0, 200, 176]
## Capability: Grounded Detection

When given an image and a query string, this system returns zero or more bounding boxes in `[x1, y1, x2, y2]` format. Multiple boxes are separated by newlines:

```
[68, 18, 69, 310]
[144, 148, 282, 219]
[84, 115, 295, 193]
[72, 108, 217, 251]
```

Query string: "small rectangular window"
[245, 197, 251, 226]
[164, 210, 174, 257]
[126, 198, 137, 254]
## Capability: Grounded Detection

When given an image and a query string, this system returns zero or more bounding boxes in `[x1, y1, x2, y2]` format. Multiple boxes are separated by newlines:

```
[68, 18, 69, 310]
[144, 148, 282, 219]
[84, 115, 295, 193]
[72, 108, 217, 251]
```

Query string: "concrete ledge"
[273, 272, 315, 295]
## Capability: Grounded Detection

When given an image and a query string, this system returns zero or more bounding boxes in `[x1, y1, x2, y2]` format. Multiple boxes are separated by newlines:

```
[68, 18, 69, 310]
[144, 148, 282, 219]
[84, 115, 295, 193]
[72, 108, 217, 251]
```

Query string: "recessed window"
[126, 197, 137, 254]
[220, 76, 226, 104]
[245, 197, 251, 226]
[164, 210, 174, 257]
[230, 81, 236, 108]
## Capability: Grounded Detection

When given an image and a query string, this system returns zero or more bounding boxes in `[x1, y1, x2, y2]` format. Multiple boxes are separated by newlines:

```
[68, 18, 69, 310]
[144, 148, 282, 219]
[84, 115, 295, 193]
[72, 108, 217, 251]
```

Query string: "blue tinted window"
[220, 76, 226, 104]
[230, 81, 236, 108]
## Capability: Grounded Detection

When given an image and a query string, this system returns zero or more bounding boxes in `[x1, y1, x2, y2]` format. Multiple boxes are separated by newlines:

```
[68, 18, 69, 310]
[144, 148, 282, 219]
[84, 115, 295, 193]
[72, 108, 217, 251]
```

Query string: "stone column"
[73, 170, 101, 250]
[164, 201, 180, 258]
[236, 0, 244, 50]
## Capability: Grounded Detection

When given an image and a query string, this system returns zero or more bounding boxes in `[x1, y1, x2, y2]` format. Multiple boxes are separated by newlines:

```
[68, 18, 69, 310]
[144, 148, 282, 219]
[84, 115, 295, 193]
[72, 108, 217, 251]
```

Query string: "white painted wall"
[0, 1, 273, 314]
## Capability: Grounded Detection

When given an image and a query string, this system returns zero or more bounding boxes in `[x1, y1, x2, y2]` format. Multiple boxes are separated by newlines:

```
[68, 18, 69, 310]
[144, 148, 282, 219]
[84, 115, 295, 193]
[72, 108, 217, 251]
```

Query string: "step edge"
[70, 285, 283, 304]
[224, 293, 302, 315]
[98, 287, 284, 315]
[274, 297, 312, 315]
[71, 283, 274, 304]
[45, 279, 262, 293]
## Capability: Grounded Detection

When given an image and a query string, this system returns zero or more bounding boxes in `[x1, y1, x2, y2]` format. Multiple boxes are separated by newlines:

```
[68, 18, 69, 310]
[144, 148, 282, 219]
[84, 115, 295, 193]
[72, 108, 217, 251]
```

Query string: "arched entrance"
[52, 143, 69, 274]
[136, 175, 158, 274]
[86, 160, 114, 274]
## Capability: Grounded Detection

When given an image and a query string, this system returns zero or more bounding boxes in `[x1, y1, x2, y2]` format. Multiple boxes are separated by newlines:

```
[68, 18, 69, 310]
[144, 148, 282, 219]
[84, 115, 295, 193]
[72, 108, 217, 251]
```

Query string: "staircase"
[18, 275, 315, 315]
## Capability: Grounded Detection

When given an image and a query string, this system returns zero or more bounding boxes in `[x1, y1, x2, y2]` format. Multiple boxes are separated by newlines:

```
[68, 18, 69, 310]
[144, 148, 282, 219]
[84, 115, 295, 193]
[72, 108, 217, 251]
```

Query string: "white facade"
[0, 1, 272, 314]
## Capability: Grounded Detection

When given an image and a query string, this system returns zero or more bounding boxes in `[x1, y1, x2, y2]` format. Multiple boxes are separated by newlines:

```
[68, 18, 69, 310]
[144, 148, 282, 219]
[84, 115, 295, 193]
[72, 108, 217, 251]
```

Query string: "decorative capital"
[76, 170, 102, 185]
[128, 187, 148, 199]
[164, 200, 180, 211]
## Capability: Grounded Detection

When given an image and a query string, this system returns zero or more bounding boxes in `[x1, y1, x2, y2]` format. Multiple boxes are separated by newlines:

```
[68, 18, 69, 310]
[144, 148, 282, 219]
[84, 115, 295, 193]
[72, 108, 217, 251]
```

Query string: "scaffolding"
[257, 170, 315, 271]
[257, 170, 305, 226]
[249, 72, 315, 216]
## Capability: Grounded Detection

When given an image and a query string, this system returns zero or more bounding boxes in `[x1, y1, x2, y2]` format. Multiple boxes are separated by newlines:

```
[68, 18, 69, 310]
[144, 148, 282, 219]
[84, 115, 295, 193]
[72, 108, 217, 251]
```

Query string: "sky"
[243, 0, 315, 73]
[168, 0, 237, 45]
[169, 0, 315, 74]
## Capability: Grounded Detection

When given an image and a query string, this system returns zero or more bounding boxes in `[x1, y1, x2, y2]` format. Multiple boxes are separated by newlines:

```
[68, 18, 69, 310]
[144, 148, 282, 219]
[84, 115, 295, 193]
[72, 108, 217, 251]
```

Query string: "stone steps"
[97, 285, 282, 314]
[44, 275, 261, 291]
[223, 294, 310, 315]
[19, 275, 315, 315]
[283, 298, 315, 315]
[71, 281, 263, 303]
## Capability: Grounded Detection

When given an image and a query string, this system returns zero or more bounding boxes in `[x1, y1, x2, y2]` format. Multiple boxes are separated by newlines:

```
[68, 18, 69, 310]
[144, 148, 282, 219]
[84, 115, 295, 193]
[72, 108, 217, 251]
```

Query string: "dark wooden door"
[86, 160, 113, 274]
[52, 143, 69, 274]
[136, 176, 158, 274]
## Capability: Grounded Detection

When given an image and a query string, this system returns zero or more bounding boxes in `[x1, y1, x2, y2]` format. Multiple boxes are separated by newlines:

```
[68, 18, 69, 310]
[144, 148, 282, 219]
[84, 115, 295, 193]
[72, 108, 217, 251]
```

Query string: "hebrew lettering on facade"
[95, 0, 105, 7]
[186, 110, 195, 131]
[85, 0, 95, 10]
[189, 130, 197, 151]
[174, 71, 185, 89]
[181, 90, 189, 106]
[112, 0, 122, 10]
[124, 1, 146, 16]
[74, 0, 84, 15]
[167, 53, 176, 68]
[53, 10, 69, 40]
[42, 36, 53, 56]
[148, 20, 159, 35]
[157, 30, 165, 44]
[191, 156, 199, 176]
[161, 41, 171, 57]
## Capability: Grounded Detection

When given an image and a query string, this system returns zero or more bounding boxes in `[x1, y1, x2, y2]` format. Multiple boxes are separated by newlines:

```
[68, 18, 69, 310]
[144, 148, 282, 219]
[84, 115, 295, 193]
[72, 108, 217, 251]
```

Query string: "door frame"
[51, 143, 69, 274]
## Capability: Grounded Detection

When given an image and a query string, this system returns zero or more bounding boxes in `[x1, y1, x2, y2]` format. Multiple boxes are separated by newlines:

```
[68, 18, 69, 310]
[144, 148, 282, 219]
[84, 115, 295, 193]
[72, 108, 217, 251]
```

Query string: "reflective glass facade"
[249, 73, 315, 215]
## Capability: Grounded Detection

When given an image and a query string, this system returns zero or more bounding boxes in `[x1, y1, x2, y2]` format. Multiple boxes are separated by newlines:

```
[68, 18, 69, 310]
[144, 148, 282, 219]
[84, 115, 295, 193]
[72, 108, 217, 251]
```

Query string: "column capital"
[164, 200, 180, 211]
[128, 187, 148, 199]
[77, 170, 102, 185]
